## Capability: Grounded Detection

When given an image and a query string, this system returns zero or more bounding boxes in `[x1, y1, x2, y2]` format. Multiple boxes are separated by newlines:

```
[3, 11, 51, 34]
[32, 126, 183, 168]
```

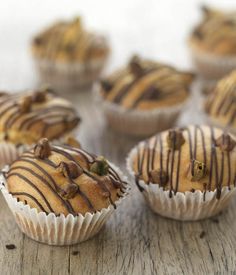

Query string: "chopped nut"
[65, 136, 81, 149]
[58, 161, 83, 179]
[149, 169, 168, 186]
[90, 156, 109, 176]
[129, 55, 144, 77]
[34, 138, 51, 159]
[59, 183, 78, 199]
[32, 90, 46, 103]
[100, 79, 113, 92]
[19, 96, 32, 113]
[215, 134, 236, 152]
[188, 160, 207, 181]
[167, 129, 185, 150]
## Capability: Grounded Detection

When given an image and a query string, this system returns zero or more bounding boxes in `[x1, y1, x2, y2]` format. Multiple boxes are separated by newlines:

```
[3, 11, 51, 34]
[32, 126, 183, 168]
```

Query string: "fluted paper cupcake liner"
[33, 56, 108, 92]
[189, 43, 236, 81]
[126, 144, 236, 221]
[94, 85, 189, 138]
[0, 164, 129, 245]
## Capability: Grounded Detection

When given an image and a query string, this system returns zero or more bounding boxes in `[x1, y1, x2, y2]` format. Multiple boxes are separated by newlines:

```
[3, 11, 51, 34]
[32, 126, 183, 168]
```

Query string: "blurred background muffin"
[32, 16, 110, 91]
[95, 55, 195, 137]
[0, 87, 80, 167]
[204, 70, 236, 134]
[188, 6, 236, 80]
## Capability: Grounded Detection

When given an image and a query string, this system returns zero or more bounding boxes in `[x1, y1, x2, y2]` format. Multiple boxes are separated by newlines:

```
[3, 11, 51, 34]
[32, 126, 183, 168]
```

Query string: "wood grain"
[0, 89, 235, 275]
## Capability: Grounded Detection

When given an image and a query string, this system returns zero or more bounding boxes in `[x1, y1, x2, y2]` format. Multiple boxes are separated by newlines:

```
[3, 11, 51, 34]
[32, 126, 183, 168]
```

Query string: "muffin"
[95, 55, 195, 137]
[0, 138, 128, 245]
[0, 88, 80, 168]
[204, 70, 236, 134]
[189, 6, 236, 80]
[127, 125, 236, 221]
[32, 16, 109, 91]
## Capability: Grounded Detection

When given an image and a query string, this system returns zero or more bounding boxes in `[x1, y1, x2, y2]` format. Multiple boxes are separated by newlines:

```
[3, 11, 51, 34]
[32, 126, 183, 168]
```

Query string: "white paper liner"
[126, 142, 236, 221]
[0, 164, 129, 245]
[189, 42, 236, 80]
[33, 55, 108, 92]
[94, 85, 190, 138]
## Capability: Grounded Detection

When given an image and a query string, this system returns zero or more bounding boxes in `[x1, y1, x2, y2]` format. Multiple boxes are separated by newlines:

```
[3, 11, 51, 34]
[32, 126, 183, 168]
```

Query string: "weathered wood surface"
[0, 90, 235, 275]
[0, 1, 235, 274]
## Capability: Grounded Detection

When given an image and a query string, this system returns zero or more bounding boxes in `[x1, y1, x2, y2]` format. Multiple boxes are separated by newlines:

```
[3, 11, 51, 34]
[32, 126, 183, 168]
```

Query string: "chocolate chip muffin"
[32, 16, 110, 90]
[204, 70, 236, 134]
[96, 55, 195, 137]
[127, 125, 236, 221]
[1, 138, 128, 245]
[189, 6, 236, 79]
[0, 88, 80, 167]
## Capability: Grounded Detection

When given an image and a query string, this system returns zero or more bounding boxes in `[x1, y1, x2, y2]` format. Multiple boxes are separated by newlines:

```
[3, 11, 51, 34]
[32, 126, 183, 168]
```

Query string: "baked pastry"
[96, 55, 195, 137]
[32, 16, 109, 90]
[0, 87, 80, 167]
[205, 70, 236, 133]
[188, 6, 236, 79]
[1, 138, 128, 245]
[127, 125, 236, 221]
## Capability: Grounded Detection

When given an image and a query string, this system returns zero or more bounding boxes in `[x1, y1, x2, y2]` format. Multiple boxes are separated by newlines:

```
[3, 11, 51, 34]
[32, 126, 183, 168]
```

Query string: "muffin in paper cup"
[0, 139, 129, 245]
[203, 70, 236, 135]
[31, 16, 110, 91]
[188, 6, 236, 80]
[95, 55, 195, 137]
[0, 88, 80, 168]
[126, 125, 236, 221]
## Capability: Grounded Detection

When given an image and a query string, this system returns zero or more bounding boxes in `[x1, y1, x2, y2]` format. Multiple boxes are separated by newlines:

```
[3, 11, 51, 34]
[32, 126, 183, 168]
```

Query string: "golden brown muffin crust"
[0, 88, 80, 145]
[131, 125, 236, 197]
[99, 55, 195, 110]
[32, 17, 109, 63]
[205, 70, 236, 130]
[6, 139, 126, 216]
[190, 6, 236, 56]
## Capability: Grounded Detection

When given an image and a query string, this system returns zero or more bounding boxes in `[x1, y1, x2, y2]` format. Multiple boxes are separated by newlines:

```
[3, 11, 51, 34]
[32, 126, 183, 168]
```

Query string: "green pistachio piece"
[90, 156, 109, 176]
[189, 160, 207, 181]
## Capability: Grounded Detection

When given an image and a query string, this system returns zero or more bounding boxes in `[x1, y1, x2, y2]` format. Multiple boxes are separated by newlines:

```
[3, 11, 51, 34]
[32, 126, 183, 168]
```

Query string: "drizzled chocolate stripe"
[134, 125, 235, 199]
[7, 172, 54, 213]
[11, 192, 48, 213]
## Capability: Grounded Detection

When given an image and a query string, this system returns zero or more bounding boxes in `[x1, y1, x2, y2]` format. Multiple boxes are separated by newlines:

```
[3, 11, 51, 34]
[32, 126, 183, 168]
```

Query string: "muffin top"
[99, 55, 194, 110]
[0, 88, 80, 145]
[32, 16, 109, 63]
[205, 70, 236, 131]
[6, 138, 125, 216]
[130, 125, 236, 198]
[190, 6, 236, 56]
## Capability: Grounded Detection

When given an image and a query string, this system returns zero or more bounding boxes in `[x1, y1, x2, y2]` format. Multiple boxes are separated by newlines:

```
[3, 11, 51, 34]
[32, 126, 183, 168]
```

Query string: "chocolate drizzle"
[0, 90, 80, 142]
[7, 143, 126, 215]
[133, 125, 236, 199]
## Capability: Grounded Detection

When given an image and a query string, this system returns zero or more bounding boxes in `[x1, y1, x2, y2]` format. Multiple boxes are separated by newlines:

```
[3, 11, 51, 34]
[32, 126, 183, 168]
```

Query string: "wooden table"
[0, 89, 236, 275]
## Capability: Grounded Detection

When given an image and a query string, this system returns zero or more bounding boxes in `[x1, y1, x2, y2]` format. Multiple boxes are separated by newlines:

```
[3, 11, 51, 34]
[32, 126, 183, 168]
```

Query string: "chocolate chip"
[19, 96, 32, 113]
[34, 138, 51, 159]
[167, 129, 185, 150]
[60, 183, 79, 199]
[215, 134, 236, 152]
[129, 55, 144, 77]
[58, 161, 83, 179]
[149, 169, 168, 186]
[100, 79, 113, 92]
[6, 244, 16, 250]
